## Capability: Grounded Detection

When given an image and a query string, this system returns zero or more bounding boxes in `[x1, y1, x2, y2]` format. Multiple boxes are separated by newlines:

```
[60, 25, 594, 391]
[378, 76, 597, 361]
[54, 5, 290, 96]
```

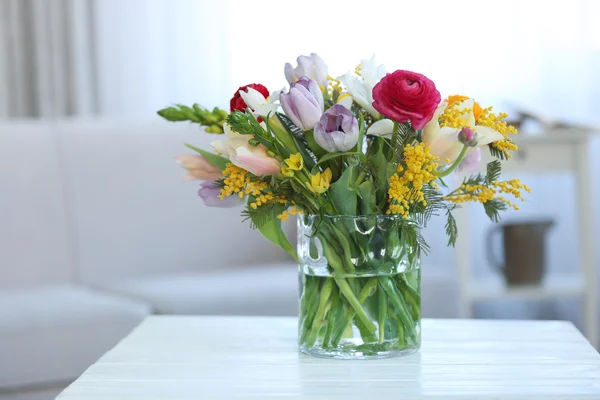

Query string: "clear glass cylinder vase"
[297, 215, 421, 359]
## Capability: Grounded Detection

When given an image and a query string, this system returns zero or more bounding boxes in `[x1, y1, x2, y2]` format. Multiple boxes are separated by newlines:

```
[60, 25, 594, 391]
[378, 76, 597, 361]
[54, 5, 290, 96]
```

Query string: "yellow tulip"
[284, 153, 304, 171]
[307, 168, 332, 194]
[280, 166, 295, 178]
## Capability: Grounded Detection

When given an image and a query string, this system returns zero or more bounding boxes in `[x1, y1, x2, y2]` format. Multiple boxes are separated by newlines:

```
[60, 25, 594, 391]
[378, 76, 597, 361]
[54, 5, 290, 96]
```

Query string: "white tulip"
[338, 55, 386, 118]
[366, 119, 394, 139]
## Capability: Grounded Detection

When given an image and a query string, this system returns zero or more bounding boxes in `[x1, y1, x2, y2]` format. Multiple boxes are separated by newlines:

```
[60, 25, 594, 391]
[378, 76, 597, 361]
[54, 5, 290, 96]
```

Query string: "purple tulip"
[280, 76, 324, 130]
[198, 182, 242, 208]
[284, 53, 329, 87]
[314, 104, 359, 152]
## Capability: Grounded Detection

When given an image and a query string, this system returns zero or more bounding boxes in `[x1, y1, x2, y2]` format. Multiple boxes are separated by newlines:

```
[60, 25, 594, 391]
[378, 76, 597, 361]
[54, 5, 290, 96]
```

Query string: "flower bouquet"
[159, 53, 530, 359]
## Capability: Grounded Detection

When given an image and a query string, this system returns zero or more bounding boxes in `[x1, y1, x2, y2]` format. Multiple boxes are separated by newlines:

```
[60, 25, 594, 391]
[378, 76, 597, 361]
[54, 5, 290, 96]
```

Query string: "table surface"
[57, 316, 600, 399]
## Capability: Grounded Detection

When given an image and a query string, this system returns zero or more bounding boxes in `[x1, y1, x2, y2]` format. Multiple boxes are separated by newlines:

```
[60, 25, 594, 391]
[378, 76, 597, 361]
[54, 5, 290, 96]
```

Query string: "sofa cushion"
[0, 122, 72, 289]
[101, 264, 299, 316]
[0, 285, 150, 390]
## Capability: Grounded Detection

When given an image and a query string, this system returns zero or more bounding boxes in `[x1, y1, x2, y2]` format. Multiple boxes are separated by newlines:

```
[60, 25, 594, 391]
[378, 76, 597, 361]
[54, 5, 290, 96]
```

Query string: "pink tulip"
[198, 181, 242, 208]
[211, 123, 280, 176]
[175, 154, 222, 182]
[229, 146, 281, 176]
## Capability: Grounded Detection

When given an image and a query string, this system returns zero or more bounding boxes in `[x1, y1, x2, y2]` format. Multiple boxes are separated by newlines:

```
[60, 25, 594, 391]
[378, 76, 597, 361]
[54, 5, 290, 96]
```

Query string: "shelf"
[467, 273, 585, 301]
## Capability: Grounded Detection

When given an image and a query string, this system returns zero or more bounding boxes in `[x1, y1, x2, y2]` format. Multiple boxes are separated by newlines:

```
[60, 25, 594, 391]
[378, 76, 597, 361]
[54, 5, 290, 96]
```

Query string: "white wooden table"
[57, 316, 600, 399]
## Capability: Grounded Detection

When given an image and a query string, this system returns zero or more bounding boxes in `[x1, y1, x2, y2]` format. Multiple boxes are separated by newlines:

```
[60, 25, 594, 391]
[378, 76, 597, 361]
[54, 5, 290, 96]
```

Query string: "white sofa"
[0, 119, 460, 399]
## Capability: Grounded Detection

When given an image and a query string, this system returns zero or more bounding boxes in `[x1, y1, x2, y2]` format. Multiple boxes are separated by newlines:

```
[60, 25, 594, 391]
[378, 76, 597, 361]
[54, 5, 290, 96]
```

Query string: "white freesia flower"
[423, 99, 505, 164]
[238, 87, 279, 118]
[338, 55, 386, 118]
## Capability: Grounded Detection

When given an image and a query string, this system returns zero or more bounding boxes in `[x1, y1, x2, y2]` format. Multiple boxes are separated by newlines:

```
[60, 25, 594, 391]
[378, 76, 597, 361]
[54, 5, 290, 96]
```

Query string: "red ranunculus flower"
[372, 70, 441, 130]
[230, 83, 270, 113]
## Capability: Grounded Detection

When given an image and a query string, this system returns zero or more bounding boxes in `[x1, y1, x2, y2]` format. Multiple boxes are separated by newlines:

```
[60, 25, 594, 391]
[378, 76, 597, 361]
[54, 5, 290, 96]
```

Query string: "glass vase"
[297, 215, 421, 359]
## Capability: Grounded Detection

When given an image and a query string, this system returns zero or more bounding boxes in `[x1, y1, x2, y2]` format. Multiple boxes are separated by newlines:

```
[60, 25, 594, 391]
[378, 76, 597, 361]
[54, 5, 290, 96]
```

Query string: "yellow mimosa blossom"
[277, 205, 303, 222]
[220, 163, 248, 199]
[387, 143, 439, 217]
[220, 162, 286, 209]
[307, 168, 332, 194]
[444, 178, 531, 210]
[284, 153, 304, 171]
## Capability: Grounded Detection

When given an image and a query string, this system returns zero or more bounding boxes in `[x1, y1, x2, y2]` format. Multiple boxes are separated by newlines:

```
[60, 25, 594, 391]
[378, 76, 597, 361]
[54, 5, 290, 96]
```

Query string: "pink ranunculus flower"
[211, 123, 280, 176]
[372, 70, 441, 130]
[175, 154, 222, 182]
[198, 181, 243, 208]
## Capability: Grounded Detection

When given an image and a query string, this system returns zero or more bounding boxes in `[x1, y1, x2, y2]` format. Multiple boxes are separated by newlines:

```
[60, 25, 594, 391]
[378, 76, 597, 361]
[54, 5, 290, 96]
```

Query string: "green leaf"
[390, 122, 414, 162]
[356, 180, 377, 215]
[398, 220, 430, 258]
[356, 112, 365, 153]
[483, 199, 508, 223]
[184, 143, 229, 171]
[311, 151, 366, 174]
[488, 143, 509, 160]
[304, 130, 327, 159]
[329, 163, 358, 216]
[445, 209, 458, 247]
[257, 215, 298, 262]
[273, 114, 317, 169]
[411, 183, 446, 227]
[370, 139, 392, 208]
[486, 160, 502, 185]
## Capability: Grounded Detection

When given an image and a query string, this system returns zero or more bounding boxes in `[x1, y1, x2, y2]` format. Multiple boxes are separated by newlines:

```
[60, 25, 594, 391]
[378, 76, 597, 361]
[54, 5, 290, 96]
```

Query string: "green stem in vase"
[390, 308, 406, 346]
[305, 278, 334, 347]
[378, 287, 387, 344]
[299, 277, 320, 343]
[322, 224, 355, 274]
[331, 277, 379, 346]
[322, 285, 341, 348]
[398, 274, 421, 320]
[321, 244, 377, 334]
[379, 276, 414, 338]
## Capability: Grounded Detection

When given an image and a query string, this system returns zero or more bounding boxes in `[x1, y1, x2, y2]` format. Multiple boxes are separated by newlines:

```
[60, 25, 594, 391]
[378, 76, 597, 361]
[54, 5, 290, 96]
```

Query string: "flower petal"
[427, 126, 464, 163]
[280, 91, 304, 129]
[338, 74, 379, 118]
[239, 87, 267, 110]
[366, 119, 394, 139]
[337, 93, 353, 109]
[455, 98, 476, 127]
[474, 125, 506, 147]
[230, 146, 280, 176]
[284, 63, 296, 83]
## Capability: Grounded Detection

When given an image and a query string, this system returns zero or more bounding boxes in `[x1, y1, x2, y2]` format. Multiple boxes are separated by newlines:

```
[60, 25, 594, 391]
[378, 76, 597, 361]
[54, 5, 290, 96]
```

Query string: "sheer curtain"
[0, 0, 97, 118]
